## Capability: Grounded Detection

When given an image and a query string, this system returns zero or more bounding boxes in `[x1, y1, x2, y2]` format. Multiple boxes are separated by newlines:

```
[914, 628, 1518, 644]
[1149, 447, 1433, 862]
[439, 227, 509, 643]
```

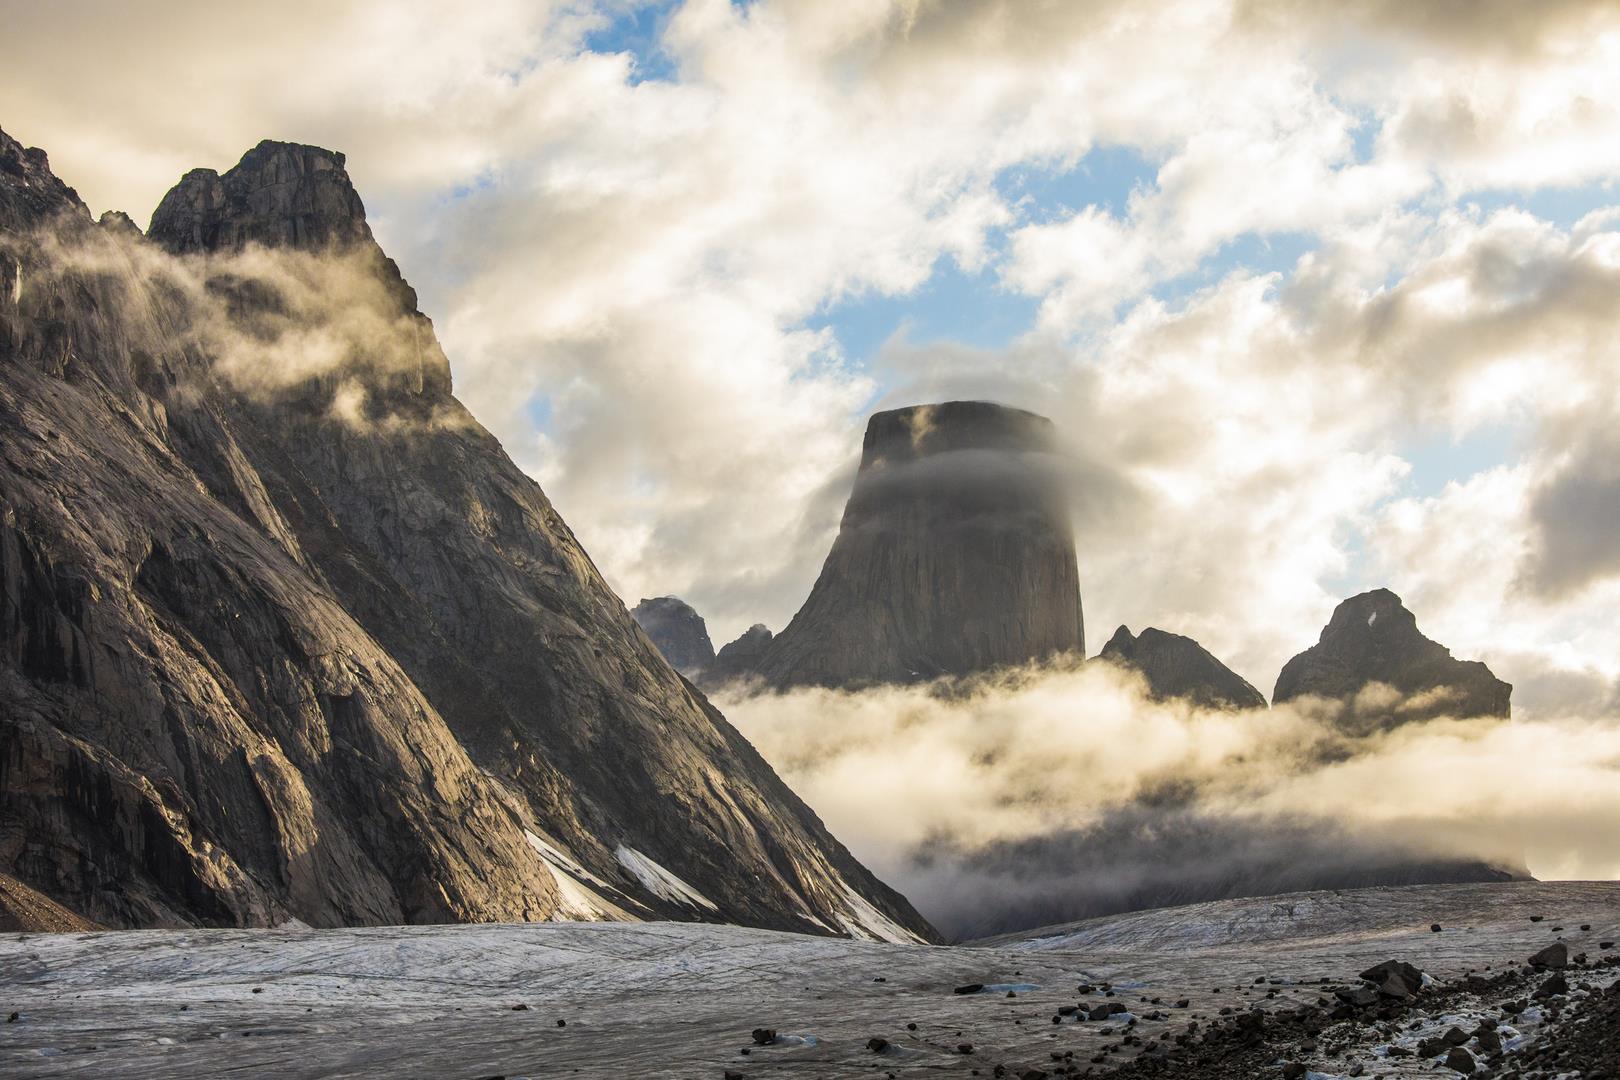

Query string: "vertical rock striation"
[730, 401, 1084, 691]
[0, 129, 935, 942]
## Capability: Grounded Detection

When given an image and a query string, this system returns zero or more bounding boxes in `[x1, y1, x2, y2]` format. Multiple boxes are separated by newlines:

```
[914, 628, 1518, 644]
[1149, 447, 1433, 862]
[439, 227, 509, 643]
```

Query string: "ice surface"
[0, 880, 1614, 1079]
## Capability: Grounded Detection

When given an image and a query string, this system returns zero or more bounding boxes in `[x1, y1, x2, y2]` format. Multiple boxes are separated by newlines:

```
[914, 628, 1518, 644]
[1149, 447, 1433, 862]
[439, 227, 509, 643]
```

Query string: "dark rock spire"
[728, 400, 1085, 691]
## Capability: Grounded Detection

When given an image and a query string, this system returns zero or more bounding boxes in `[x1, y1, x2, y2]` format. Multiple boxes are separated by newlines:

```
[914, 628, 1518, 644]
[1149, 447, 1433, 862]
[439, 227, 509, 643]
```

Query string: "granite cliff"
[0, 129, 935, 942]
[713, 401, 1084, 691]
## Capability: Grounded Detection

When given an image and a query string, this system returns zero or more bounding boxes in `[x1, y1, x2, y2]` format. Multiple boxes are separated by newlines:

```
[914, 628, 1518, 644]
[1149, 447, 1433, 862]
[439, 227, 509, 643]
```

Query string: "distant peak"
[1322, 588, 1417, 640]
[1095, 623, 1266, 710]
[97, 210, 142, 237]
[1102, 625, 1137, 653]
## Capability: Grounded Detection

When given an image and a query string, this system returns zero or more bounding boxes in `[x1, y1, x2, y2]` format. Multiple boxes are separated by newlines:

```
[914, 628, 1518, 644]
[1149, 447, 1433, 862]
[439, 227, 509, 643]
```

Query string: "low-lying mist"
[717, 662, 1620, 941]
[25, 220, 465, 433]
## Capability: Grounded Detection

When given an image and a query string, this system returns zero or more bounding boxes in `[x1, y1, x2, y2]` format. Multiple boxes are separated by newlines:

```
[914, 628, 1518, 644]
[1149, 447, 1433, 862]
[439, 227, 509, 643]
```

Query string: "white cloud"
[6, 0, 1620, 685]
[719, 663, 1620, 935]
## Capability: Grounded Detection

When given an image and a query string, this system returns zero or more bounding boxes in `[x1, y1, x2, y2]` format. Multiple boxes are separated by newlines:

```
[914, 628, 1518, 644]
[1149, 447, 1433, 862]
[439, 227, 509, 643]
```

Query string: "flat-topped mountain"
[0, 128, 934, 942]
[1097, 625, 1266, 710]
[1274, 588, 1512, 729]
[716, 401, 1084, 691]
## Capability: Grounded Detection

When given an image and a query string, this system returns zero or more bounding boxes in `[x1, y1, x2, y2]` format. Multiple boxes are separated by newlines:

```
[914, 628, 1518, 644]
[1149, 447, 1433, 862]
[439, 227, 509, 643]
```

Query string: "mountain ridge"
[0, 128, 936, 942]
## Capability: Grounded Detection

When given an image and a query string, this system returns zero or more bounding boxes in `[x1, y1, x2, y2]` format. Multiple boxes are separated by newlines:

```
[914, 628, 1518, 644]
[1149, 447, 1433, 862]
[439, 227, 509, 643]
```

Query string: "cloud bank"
[719, 662, 1620, 939]
[5, 1, 1619, 720]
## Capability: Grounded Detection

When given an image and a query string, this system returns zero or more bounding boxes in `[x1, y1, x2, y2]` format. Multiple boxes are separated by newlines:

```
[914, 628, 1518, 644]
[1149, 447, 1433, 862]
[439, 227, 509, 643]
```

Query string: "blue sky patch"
[584, 0, 683, 84]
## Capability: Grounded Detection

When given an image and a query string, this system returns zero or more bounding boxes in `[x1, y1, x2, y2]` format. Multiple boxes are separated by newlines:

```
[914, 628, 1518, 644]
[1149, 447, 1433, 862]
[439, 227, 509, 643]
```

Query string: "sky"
[6, 0, 1620, 719]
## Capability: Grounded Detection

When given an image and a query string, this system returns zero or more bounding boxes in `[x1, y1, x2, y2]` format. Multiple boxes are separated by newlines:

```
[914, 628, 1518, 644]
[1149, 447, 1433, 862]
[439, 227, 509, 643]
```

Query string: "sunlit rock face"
[0, 128, 936, 943]
[1097, 625, 1267, 711]
[1273, 588, 1512, 730]
[735, 401, 1085, 691]
[630, 596, 715, 677]
[149, 140, 373, 254]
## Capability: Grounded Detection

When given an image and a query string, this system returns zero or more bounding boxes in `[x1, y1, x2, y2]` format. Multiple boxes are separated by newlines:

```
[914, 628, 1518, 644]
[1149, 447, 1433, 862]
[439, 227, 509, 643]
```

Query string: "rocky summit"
[0, 128, 934, 943]
[714, 401, 1085, 691]
[1273, 588, 1511, 730]
[700, 622, 775, 691]
[630, 596, 715, 677]
[1096, 625, 1266, 710]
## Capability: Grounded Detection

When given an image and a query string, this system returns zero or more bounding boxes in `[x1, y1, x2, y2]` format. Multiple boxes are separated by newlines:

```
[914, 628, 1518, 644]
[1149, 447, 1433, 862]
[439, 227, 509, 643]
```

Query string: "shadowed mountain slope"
[0, 129, 934, 942]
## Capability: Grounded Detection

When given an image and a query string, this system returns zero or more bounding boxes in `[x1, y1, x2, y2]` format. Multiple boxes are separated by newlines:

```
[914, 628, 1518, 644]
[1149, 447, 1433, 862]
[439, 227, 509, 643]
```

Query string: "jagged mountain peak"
[148, 138, 374, 256]
[1097, 624, 1266, 711]
[0, 126, 89, 229]
[0, 133, 937, 943]
[1103, 624, 1139, 653]
[1320, 587, 1419, 640]
[96, 209, 142, 237]
[1274, 587, 1511, 727]
[630, 596, 715, 677]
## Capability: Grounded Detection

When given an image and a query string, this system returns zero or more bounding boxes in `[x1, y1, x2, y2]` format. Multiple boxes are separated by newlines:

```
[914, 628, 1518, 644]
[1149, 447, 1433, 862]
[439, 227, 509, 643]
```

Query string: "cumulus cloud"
[719, 663, 1620, 938]
[6, 0, 1620, 716]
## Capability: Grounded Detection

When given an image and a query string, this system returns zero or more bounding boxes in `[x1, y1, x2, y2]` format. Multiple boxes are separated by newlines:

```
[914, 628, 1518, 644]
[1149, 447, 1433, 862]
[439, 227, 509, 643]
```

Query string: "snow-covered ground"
[1, 881, 1615, 1078]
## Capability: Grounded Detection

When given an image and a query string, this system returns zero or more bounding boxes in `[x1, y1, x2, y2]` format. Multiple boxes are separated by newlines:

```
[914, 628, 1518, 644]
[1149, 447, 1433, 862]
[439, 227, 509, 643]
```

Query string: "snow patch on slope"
[614, 845, 720, 912]
[524, 831, 633, 922]
[525, 830, 609, 887]
[833, 882, 925, 945]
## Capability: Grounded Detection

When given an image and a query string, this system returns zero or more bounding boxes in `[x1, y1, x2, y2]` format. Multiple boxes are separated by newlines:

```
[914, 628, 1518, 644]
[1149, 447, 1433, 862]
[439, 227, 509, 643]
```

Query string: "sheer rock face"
[1273, 589, 1512, 729]
[630, 597, 715, 677]
[1097, 625, 1266, 711]
[734, 401, 1084, 691]
[148, 141, 372, 255]
[0, 129, 935, 943]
